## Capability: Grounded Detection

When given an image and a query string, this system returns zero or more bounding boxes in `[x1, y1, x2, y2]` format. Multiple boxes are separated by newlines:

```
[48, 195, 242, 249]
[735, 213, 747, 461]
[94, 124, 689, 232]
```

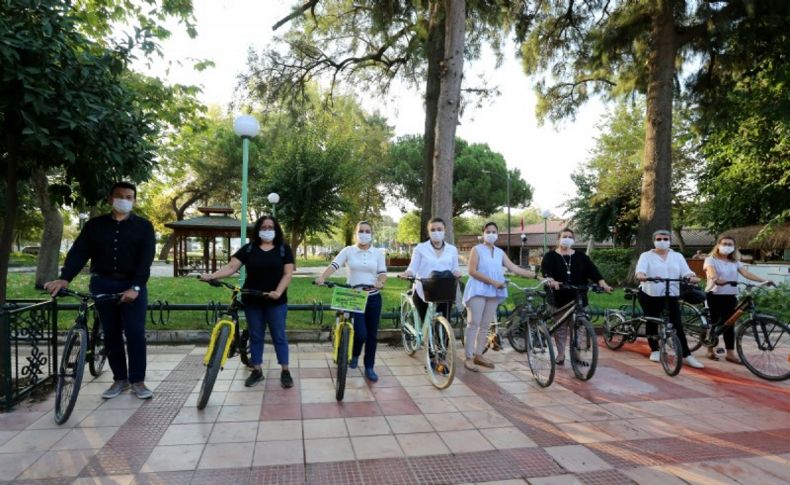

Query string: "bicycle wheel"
[237, 327, 251, 368]
[197, 324, 230, 410]
[603, 312, 627, 350]
[680, 301, 706, 353]
[400, 298, 418, 356]
[737, 317, 790, 381]
[335, 324, 351, 401]
[507, 317, 528, 353]
[570, 318, 598, 381]
[88, 314, 107, 377]
[425, 316, 456, 389]
[54, 328, 87, 425]
[526, 319, 555, 387]
[660, 331, 683, 377]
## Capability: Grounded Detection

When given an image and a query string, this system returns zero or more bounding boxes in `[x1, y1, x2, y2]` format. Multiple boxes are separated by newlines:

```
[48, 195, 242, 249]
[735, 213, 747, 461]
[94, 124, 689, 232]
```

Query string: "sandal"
[725, 355, 743, 365]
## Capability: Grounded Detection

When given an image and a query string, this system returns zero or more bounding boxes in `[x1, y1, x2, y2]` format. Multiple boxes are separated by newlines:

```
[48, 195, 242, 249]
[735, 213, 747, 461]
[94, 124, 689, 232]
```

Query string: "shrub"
[754, 282, 790, 321]
[589, 248, 633, 286]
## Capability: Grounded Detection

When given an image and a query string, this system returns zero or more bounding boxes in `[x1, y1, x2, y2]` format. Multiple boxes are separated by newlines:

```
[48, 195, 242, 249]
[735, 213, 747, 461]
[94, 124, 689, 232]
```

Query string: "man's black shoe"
[280, 369, 293, 388]
[245, 368, 264, 387]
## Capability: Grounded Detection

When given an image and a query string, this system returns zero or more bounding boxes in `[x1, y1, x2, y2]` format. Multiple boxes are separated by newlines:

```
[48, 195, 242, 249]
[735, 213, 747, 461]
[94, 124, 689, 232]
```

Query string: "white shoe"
[649, 351, 660, 362]
[684, 355, 705, 369]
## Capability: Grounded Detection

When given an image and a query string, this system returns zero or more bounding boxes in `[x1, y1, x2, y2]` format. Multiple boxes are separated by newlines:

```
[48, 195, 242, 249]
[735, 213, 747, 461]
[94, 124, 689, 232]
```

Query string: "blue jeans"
[89, 276, 147, 383]
[244, 303, 289, 366]
[353, 292, 382, 369]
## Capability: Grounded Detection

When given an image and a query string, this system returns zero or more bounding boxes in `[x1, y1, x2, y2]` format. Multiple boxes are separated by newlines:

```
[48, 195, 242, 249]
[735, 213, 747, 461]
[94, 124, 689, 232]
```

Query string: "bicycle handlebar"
[557, 283, 607, 293]
[197, 277, 266, 296]
[36, 285, 122, 302]
[644, 277, 693, 283]
[312, 281, 376, 291]
[506, 279, 548, 291]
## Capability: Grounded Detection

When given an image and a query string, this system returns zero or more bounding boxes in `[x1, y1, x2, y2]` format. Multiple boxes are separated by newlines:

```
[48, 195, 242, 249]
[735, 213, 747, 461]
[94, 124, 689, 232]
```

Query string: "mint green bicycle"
[398, 275, 457, 389]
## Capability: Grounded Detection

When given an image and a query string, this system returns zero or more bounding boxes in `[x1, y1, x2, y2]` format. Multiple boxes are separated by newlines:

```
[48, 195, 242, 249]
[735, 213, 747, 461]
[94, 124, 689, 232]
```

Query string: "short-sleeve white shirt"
[406, 240, 460, 301]
[635, 249, 695, 297]
[331, 245, 387, 290]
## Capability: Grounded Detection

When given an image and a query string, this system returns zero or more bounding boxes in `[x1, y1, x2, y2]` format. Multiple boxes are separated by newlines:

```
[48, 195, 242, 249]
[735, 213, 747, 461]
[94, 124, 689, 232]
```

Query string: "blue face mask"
[259, 230, 275, 242]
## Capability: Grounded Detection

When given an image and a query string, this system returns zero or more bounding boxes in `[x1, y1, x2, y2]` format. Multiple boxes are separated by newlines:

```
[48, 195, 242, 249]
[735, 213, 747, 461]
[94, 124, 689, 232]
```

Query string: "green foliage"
[396, 211, 421, 245]
[385, 135, 533, 216]
[753, 283, 790, 321]
[589, 248, 633, 286]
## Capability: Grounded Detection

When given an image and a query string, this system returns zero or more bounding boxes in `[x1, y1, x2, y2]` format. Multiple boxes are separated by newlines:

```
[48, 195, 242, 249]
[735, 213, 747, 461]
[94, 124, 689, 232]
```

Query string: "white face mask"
[429, 230, 445, 242]
[719, 244, 735, 255]
[357, 232, 372, 244]
[560, 237, 574, 248]
[654, 240, 670, 250]
[112, 198, 133, 214]
[259, 230, 275, 242]
[483, 233, 498, 244]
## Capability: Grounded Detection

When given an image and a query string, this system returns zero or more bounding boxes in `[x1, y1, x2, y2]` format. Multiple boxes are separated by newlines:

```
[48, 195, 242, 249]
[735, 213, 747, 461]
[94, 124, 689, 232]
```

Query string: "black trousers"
[638, 291, 691, 357]
[706, 293, 737, 350]
[413, 294, 451, 323]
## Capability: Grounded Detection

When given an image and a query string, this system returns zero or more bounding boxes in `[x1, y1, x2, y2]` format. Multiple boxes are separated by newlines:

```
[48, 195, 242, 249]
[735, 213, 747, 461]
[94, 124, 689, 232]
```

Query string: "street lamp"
[233, 114, 260, 284]
[541, 209, 552, 256]
[483, 169, 511, 258]
[267, 192, 280, 217]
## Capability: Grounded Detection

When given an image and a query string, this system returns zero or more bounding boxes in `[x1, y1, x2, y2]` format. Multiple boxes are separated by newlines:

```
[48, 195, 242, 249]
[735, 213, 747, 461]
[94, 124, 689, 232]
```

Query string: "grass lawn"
[6, 273, 629, 331]
[9, 252, 38, 267]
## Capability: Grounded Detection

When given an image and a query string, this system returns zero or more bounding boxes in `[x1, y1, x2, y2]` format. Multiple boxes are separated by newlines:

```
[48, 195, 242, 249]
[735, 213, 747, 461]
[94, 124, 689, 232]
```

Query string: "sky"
[134, 0, 608, 221]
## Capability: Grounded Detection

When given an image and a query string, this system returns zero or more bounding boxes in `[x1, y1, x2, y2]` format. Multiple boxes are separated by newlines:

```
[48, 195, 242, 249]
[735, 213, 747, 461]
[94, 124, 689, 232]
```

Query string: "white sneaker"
[684, 355, 705, 369]
[649, 351, 660, 362]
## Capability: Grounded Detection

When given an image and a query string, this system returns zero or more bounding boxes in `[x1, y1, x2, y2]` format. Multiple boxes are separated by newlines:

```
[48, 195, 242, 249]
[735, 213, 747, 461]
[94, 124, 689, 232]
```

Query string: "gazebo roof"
[165, 215, 254, 232]
[721, 223, 790, 250]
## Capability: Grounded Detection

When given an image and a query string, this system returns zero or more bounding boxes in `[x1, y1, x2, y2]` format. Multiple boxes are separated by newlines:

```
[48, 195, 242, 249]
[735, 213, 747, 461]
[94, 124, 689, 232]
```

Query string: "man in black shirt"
[44, 182, 156, 399]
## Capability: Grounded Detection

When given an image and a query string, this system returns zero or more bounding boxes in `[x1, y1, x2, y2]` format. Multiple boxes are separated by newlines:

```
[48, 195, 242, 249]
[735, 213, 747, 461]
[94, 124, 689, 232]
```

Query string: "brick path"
[1, 339, 788, 484]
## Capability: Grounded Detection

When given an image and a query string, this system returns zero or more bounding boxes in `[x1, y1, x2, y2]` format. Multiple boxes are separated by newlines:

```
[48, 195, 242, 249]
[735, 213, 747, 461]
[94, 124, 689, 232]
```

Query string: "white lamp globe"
[233, 115, 260, 138]
[541, 209, 552, 219]
[267, 193, 280, 204]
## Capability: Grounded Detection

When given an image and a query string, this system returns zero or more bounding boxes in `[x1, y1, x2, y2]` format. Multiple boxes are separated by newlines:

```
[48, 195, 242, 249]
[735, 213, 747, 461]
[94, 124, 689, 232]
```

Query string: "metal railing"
[0, 300, 57, 410]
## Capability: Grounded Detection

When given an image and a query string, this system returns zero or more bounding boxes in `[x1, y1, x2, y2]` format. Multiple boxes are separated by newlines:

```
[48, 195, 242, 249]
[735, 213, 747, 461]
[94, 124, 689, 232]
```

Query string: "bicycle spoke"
[738, 319, 790, 381]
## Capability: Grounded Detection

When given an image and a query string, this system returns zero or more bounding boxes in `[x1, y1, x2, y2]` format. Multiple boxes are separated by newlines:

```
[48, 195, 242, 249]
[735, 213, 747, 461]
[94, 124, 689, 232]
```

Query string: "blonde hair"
[355, 220, 373, 232]
[709, 235, 741, 261]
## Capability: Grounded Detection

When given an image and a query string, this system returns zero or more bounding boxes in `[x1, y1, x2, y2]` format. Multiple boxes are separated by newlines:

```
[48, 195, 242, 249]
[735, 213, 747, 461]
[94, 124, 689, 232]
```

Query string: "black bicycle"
[46, 287, 122, 424]
[603, 278, 688, 376]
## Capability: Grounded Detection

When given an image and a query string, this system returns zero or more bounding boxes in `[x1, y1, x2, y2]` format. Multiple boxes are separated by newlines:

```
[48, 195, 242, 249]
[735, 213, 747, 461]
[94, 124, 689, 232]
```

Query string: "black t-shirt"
[233, 243, 294, 306]
[540, 250, 604, 307]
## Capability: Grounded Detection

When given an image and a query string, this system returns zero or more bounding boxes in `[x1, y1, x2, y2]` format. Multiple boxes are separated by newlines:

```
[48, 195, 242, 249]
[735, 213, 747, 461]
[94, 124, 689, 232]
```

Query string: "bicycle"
[544, 283, 603, 381]
[603, 278, 688, 376]
[44, 287, 122, 425]
[700, 281, 788, 381]
[398, 275, 457, 389]
[198, 278, 262, 409]
[314, 281, 374, 401]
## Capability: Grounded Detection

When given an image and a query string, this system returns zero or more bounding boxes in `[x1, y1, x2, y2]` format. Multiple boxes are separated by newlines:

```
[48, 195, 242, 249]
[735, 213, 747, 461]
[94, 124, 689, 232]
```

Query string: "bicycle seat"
[624, 288, 639, 300]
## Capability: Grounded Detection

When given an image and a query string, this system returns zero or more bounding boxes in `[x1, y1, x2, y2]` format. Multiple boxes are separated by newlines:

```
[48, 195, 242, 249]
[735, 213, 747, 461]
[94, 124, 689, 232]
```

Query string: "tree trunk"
[32, 169, 64, 288]
[431, 0, 465, 243]
[420, 0, 445, 241]
[672, 226, 686, 254]
[635, 0, 675, 255]
[0, 136, 20, 304]
[158, 234, 174, 261]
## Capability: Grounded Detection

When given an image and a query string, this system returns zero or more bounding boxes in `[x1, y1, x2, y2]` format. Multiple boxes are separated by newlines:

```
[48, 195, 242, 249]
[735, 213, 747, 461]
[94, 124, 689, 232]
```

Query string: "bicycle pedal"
[716, 348, 725, 354]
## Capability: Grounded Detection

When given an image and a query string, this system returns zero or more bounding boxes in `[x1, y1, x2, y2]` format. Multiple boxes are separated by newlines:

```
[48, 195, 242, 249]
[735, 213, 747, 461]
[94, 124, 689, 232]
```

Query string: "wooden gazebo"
[164, 207, 254, 277]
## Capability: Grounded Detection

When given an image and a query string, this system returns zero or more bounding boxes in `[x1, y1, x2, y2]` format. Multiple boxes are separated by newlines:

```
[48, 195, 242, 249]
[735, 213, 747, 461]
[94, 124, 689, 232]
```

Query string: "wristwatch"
[131, 285, 141, 292]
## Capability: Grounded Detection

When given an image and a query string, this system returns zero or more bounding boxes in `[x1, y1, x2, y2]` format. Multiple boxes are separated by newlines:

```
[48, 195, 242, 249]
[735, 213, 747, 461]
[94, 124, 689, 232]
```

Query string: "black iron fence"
[0, 300, 57, 410]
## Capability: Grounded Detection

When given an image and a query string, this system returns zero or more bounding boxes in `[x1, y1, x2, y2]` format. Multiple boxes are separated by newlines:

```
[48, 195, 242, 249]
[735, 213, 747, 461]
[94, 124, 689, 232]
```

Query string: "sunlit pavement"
[1, 339, 788, 484]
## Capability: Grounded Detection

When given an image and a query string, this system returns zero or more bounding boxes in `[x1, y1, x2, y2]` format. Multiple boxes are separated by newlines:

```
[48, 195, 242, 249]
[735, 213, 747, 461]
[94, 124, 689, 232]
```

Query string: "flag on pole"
[520, 217, 524, 233]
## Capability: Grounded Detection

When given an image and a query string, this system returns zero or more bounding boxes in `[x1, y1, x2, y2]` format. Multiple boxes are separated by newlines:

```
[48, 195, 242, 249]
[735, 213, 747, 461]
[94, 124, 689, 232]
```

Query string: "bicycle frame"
[332, 311, 355, 364]
[400, 290, 438, 346]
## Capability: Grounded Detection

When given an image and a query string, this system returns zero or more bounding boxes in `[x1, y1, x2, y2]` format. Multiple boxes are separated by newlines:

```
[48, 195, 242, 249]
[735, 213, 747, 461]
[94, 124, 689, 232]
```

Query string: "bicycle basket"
[421, 273, 457, 302]
[680, 282, 706, 304]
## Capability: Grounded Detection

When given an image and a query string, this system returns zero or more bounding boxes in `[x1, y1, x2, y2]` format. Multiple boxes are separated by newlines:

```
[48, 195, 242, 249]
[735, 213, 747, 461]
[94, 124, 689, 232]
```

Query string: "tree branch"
[272, 0, 320, 31]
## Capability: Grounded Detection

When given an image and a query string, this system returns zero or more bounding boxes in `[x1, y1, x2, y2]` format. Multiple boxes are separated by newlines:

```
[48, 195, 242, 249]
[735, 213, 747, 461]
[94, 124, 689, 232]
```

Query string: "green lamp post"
[233, 114, 260, 285]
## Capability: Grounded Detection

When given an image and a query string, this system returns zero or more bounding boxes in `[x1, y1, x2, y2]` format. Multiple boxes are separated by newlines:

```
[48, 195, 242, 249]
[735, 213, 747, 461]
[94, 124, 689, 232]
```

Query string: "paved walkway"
[1, 340, 789, 484]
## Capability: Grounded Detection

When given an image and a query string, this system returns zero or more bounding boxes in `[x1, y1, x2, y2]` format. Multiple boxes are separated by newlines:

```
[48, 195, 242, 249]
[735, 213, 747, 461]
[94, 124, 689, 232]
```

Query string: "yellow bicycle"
[198, 278, 263, 409]
[314, 281, 373, 401]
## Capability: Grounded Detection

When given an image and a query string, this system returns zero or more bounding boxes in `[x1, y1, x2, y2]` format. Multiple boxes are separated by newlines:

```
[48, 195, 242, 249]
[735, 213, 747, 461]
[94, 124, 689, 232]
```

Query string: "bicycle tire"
[570, 318, 598, 381]
[526, 319, 555, 387]
[680, 301, 706, 353]
[507, 317, 528, 353]
[55, 328, 87, 425]
[603, 312, 627, 350]
[737, 317, 790, 382]
[660, 331, 683, 377]
[238, 327, 251, 368]
[197, 324, 230, 410]
[88, 314, 107, 377]
[425, 316, 456, 389]
[335, 325, 351, 401]
[400, 298, 418, 356]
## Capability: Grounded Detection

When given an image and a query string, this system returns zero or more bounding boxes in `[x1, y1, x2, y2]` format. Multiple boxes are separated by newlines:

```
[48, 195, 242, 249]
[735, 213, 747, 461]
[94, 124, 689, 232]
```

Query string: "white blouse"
[406, 240, 459, 301]
[635, 249, 695, 297]
[331, 245, 387, 292]
[703, 256, 743, 295]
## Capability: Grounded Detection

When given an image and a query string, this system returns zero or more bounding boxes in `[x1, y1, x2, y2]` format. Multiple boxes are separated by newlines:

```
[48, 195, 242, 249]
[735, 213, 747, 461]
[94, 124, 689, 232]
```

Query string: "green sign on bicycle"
[331, 287, 369, 313]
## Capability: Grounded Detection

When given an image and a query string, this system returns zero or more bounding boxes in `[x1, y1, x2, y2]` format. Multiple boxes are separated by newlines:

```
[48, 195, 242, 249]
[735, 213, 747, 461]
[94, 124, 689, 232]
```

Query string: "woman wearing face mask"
[201, 215, 295, 388]
[541, 228, 612, 365]
[403, 217, 462, 322]
[635, 229, 703, 368]
[462, 222, 536, 371]
[315, 221, 387, 381]
[703, 236, 770, 363]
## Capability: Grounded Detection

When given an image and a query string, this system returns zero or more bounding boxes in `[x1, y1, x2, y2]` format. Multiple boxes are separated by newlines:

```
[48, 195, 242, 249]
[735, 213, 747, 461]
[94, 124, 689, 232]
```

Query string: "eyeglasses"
[655, 237, 670, 241]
